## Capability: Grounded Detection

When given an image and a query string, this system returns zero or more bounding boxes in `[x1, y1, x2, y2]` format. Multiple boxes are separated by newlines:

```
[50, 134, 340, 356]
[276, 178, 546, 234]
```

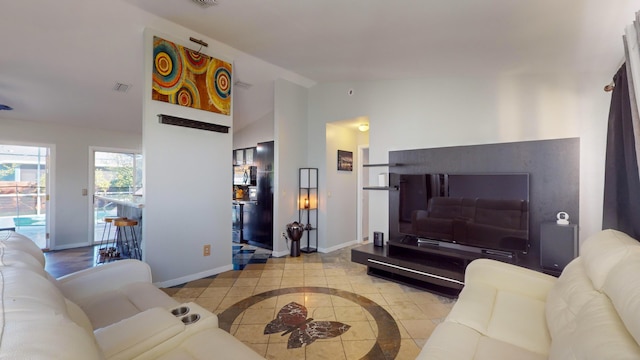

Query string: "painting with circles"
[152, 36, 231, 116]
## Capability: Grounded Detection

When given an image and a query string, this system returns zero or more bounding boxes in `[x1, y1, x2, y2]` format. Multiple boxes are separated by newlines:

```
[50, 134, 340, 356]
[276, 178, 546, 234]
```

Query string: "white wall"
[142, 28, 234, 286]
[273, 79, 309, 256]
[233, 110, 274, 149]
[0, 118, 140, 249]
[308, 72, 613, 245]
[323, 124, 359, 251]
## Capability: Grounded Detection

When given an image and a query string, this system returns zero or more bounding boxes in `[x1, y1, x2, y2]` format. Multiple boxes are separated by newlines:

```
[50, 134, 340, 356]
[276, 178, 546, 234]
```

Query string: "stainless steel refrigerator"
[245, 141, 274, 250]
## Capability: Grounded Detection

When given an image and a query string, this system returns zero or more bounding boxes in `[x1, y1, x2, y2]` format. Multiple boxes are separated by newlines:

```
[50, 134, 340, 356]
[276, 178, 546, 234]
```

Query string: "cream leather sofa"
[0, 231, 264, 359]
[418, 229, 640, 359]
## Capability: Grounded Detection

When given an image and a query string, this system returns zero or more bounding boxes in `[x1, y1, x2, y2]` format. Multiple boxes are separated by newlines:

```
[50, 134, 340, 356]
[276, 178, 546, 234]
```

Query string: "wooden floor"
[44, 246, 98, 278]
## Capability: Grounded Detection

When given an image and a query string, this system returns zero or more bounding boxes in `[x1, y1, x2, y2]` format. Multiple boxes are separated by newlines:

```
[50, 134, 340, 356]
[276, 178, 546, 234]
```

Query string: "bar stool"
[114, 218, 141, 260]
[97, 217, 125, 264]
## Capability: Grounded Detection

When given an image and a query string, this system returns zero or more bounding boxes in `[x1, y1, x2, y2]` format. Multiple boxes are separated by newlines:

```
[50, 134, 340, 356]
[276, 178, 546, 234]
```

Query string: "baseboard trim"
[154, 264, 233, 288]
[318, 239, 358, 253]
[51, 242, 92, 251]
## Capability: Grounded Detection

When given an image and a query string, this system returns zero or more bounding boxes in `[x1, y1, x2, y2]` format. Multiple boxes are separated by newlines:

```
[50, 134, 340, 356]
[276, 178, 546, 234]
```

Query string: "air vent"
[233, 80, 252, 90]
[113, 83, 131, 93]
[191, 0, 218, 8]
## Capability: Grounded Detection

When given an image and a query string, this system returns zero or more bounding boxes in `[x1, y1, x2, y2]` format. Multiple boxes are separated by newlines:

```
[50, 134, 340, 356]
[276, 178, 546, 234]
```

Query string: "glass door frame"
[0, 141, 54, 250]
[88, 146, 142, 244]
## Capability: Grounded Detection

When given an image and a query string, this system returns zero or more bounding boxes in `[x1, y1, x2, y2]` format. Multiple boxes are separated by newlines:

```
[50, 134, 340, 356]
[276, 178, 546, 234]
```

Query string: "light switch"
[82, 189, 88, 196]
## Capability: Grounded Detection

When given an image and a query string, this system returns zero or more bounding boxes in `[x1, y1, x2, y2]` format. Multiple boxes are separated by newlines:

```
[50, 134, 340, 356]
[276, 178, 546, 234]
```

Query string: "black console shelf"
[351, 237, 517, 297]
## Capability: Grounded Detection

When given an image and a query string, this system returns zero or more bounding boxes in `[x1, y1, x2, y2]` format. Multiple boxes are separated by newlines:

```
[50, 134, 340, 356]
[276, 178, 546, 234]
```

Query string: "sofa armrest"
[56, 259, 152, 301]
[465, 258, 556, 301]
[99, 303, 221, 360]
[95, 307, 184, 360]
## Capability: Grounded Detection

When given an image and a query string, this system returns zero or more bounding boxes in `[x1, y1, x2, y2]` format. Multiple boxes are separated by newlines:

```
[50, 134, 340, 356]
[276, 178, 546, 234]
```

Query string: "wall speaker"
[373, 232, 384, 247]
[540, 223, 578, 272]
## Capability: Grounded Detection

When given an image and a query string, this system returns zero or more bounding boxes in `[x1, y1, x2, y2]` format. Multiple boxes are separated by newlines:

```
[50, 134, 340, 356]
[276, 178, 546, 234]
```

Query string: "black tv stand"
[351, 236, 517, 297]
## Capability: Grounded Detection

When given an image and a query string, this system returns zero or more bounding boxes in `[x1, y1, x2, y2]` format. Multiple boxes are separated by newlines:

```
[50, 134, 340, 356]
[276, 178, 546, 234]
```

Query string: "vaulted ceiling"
[0, 0, 638, 134]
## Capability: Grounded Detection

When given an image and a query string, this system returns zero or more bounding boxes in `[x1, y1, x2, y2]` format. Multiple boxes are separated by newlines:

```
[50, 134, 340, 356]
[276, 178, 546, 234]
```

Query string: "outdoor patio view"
[0, 144, 48, 248]
[93, 151, 142, 243]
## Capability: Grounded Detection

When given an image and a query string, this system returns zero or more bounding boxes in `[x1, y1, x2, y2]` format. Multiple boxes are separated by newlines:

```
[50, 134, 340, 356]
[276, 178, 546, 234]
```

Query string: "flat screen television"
[389, 173, 530, 254]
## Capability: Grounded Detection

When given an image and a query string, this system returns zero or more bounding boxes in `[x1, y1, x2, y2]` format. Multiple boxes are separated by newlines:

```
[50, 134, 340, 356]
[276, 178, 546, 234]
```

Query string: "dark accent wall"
[388, 137, 579, 271]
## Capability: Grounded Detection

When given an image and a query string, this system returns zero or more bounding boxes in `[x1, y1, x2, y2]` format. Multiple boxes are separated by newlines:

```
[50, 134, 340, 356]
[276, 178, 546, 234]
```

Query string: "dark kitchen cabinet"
[234, 147, 256, 165]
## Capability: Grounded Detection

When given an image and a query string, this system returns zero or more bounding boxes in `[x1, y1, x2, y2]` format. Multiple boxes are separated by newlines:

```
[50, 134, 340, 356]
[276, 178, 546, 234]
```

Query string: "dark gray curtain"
[603, 64, 640, 238]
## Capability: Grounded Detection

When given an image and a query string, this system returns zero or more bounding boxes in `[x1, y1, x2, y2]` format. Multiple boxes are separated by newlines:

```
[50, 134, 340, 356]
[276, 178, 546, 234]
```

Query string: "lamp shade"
[299, 193, 317, 209]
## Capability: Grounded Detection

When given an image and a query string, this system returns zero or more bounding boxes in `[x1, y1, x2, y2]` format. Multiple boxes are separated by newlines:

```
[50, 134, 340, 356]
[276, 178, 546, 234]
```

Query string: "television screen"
[391, 173, 529, 254]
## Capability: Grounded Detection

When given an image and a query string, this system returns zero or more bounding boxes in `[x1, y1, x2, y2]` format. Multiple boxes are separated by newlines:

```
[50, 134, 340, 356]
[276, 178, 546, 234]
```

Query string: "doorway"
[90, 149, 142, 244]
[0, 144, 50, 249]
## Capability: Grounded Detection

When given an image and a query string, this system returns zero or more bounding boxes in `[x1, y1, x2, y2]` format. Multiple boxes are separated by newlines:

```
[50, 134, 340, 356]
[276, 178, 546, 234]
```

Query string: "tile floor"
[162, 244, 455, 360]
[45, 242, 455, 360]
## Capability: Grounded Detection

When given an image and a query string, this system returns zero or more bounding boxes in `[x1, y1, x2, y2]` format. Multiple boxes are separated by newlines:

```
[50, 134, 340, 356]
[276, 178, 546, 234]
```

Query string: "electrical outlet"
[203, 244, 211, 256]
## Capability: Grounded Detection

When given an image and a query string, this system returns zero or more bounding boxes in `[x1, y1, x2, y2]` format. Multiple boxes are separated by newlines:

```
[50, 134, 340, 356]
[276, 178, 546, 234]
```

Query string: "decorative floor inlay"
[161, 244, 456, 359]
[265, 301, 351, 348]
[218, 286, 402, 359]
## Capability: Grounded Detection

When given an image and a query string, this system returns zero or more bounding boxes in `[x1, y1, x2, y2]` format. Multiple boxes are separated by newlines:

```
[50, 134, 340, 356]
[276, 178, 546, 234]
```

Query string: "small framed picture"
[337, 150, 353, 171]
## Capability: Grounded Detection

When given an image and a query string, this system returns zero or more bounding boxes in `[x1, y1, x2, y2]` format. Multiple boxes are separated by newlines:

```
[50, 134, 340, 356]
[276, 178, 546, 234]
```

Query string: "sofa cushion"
[549, 293, 640, 359]
[79, 282, 180, 329]
[602, 251, 640, 345]
[1, 266, 102, 359]
[545, 258, 599, 339]
[580, 229, 640, 290]
[448, 283, 550, 356]
[417, 322, 545, 360]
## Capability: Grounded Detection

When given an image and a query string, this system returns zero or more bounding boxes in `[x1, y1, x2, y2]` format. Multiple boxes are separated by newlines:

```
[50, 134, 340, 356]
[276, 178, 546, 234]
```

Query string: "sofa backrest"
[0, 266, 103, 359]
[473, 199, 528, 230]
[545, 229, 640, 359]
[0, 230, 45, 267]
[427, 197, 463, 219]
[580, 229, 640, 290]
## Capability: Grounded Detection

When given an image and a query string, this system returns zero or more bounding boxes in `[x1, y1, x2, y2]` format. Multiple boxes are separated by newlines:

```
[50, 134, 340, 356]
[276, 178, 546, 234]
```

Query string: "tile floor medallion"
[165, 244, 456, 359]
[263, 301, 351, 348]
[218, 286, 401, 358]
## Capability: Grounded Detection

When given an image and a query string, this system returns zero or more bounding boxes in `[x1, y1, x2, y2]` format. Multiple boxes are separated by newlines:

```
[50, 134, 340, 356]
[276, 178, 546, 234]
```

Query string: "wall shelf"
[299, 168, 318, 253]
[363, 163, 402, 167]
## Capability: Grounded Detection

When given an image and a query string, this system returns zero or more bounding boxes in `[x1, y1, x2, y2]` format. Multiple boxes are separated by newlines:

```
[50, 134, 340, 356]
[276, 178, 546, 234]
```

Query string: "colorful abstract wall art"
[152, 36, 232, 116]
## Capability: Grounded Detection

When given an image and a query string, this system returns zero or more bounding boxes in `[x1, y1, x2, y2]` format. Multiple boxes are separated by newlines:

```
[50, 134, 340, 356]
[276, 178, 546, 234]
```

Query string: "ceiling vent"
[113, 82, 131, 93]
[191, 0, 218, 8]
[234, 80, 252, 90]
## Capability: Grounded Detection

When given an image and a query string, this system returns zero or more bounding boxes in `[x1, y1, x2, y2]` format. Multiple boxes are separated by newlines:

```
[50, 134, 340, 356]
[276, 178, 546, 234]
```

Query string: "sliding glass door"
[92, 150, 142, 243]
[0, 144, 49, 249]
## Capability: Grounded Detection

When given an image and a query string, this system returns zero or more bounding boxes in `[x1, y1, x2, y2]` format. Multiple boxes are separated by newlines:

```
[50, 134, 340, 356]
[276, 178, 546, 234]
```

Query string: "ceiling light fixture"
[358, 123, 369, 132]
[191, 0, 218, 8]
[0, 104, 13, 111]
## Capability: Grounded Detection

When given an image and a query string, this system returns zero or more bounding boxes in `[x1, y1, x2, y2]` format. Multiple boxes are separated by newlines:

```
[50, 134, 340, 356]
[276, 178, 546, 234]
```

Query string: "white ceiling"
[0, 0, 638, 134]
